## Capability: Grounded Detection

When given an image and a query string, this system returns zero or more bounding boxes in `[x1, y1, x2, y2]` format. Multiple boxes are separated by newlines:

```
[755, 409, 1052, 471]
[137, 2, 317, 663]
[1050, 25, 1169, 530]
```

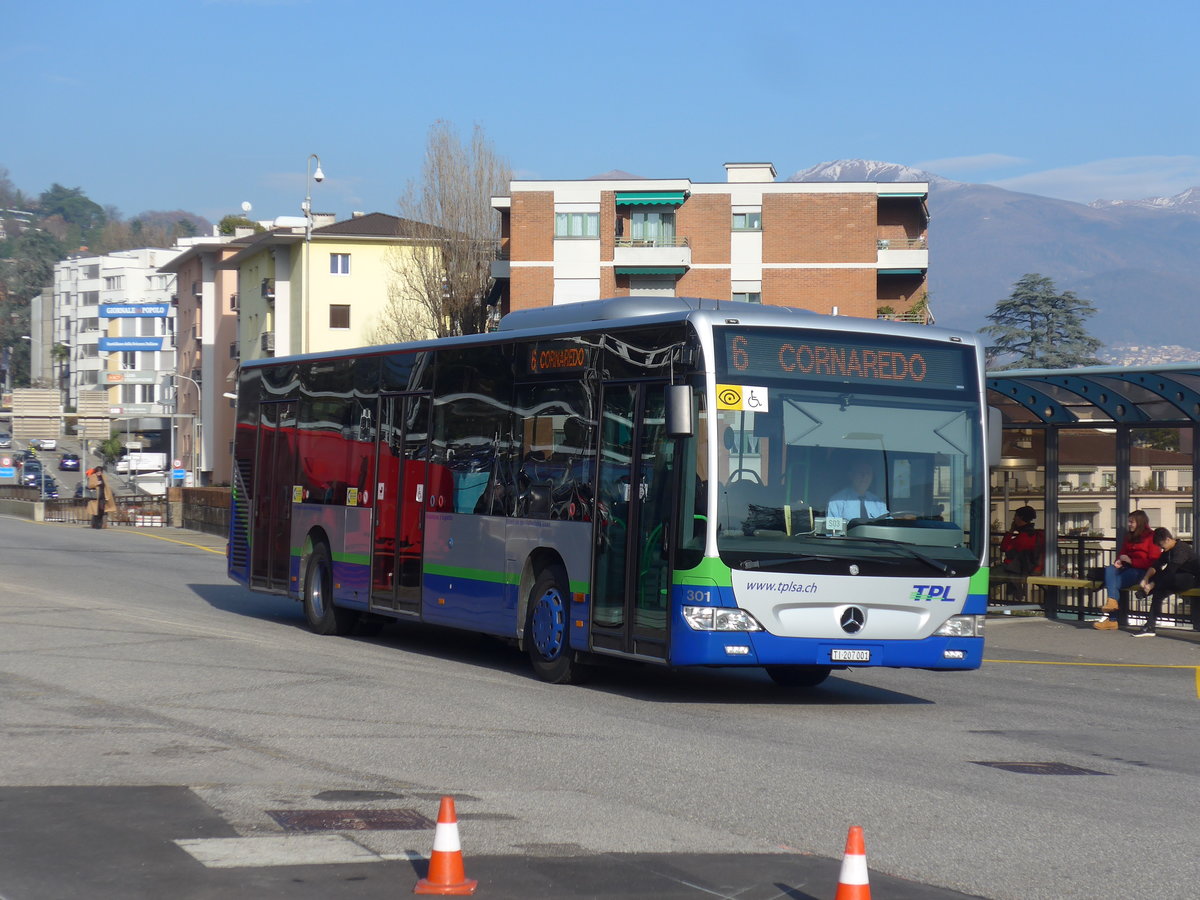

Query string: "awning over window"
[614, 266, 686, 276]
[878, 269, 925, 275]
[615, 191, 687, 206]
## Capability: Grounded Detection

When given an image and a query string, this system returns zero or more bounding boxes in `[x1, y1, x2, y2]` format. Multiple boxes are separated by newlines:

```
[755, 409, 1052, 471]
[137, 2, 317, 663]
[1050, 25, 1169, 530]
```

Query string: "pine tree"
[980, 273, 1103, 370]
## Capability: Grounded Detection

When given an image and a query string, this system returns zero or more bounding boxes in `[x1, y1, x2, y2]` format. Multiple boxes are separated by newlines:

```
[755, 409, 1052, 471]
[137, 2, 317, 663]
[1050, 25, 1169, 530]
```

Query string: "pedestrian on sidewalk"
[1094, 510, 1161, 630]
[1132, 527, 1200, 637]
[86, 466, 116, 529]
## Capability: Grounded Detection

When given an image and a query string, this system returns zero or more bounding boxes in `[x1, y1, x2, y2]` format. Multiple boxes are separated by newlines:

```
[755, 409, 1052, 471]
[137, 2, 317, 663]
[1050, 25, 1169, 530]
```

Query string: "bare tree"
[388, 121, 511, 338]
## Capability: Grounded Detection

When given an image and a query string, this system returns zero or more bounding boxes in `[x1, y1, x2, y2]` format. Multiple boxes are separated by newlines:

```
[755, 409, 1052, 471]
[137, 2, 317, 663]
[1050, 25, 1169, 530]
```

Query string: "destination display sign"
[716, 328, 970, 391]
[522, 340, 593, 376]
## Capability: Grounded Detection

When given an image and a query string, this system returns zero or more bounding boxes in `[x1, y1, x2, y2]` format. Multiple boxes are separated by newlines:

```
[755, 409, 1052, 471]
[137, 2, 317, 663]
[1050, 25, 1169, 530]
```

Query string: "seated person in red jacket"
[1094, 509, 1162, 630]
[999, 506, 1044, 599]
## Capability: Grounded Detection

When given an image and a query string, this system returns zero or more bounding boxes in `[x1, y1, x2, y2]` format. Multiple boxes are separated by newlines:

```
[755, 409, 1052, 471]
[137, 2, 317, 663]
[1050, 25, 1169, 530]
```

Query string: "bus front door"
[250, 400, 296, 593]
[592, 382, 673, 660]
[370, 394, 430, 616]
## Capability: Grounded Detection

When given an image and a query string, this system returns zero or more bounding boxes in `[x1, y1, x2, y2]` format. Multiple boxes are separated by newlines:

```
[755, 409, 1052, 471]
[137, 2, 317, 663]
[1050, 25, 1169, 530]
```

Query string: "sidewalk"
[117, 522, 229, 555]
[984, 611, 1200, 668]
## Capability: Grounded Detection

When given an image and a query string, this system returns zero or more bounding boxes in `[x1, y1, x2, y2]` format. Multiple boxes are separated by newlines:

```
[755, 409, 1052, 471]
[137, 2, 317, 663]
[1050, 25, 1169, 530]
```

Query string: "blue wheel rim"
[532, 585, 566, 659]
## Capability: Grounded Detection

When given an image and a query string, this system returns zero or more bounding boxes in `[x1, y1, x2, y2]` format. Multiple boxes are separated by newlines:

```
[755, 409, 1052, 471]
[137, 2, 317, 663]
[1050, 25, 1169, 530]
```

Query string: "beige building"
[221, 213, 437, 363]
[158, 237, 241, 485]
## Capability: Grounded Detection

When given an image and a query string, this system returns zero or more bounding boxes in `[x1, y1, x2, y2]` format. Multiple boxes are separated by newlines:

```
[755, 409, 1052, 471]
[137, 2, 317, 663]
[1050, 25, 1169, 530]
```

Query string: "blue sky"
[5, 0, 1199, 227]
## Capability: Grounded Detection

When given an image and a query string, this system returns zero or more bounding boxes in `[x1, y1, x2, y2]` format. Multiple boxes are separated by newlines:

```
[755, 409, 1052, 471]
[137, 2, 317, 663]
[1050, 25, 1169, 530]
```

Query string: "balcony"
[613, 236, 691, 269]
[490, 247, 510, 280]
[261, 278, 275, 301]
[876, 236, 928, 269]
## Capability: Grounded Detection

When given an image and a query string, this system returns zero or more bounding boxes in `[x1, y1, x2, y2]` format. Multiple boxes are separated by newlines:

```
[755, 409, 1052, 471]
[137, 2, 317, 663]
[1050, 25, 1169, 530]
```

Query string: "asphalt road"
[0, 515, 1197, 899]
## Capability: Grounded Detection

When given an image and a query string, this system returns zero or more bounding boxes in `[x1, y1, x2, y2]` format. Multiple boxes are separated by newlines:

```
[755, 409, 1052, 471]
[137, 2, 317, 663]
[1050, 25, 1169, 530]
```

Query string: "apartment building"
[221, 212, 437, 363]
[490, 162, 929, 319]
[158, 235, 241, 485]
[53, 248, 181, 415]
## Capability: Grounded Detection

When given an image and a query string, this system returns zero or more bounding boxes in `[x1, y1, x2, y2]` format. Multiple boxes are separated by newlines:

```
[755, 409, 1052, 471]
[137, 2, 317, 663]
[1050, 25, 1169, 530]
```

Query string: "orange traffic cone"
[414, 796, 478, 895]
[834, 825, 870, 900]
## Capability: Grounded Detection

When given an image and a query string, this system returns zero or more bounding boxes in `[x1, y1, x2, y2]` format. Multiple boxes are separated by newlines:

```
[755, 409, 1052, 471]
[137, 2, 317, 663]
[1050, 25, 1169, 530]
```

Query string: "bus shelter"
[987, 363, 1200, 614]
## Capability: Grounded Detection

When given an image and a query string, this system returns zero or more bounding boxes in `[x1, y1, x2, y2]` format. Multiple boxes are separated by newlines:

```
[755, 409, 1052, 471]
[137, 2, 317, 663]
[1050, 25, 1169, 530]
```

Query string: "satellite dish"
[241, 201, 252, 213]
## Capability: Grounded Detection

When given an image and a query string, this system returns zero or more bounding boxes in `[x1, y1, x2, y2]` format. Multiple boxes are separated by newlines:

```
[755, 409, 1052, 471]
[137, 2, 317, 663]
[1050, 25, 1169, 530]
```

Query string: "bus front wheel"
[526, 566, 584, 684]
[765, 665, 832, 688]
[303, 542, 355, 636]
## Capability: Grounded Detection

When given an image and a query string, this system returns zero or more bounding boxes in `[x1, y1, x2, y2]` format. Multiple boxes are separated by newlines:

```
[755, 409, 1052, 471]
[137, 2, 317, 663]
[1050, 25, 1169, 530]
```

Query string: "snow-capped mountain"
[787, 159, 958, 188]
[1089, 186, 1200, 214]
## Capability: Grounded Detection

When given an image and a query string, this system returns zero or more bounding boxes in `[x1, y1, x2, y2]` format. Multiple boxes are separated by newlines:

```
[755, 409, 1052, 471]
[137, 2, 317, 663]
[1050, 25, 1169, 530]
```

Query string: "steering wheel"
[727, 468, 763, 485]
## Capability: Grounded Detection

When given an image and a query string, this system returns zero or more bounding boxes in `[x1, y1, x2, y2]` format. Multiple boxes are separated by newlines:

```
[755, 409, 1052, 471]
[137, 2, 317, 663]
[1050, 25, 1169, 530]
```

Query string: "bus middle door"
[370, 393, 430, 616]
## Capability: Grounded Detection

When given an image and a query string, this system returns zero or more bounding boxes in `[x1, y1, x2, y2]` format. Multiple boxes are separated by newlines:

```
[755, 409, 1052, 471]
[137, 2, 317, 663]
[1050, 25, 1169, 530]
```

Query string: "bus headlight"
[683, 606, 764, 631]
[934, 615, 985, 638]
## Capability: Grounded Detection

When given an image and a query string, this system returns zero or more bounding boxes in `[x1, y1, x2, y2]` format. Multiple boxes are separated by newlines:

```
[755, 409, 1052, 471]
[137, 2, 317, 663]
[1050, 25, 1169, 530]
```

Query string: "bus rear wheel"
[765, 665, 833, 688]
[303, 542, 356, 636]
[526, 566, 584, 684]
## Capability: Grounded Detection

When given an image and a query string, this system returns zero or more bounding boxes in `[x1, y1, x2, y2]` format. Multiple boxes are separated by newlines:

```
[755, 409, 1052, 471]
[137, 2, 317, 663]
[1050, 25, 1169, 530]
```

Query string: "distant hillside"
[789, 161, 1200, 354]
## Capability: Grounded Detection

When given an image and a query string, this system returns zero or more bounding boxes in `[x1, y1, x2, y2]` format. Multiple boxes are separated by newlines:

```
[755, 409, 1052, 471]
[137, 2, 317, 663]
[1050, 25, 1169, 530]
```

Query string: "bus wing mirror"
[987, 406, 1003, 467]
[666, 385, 694, 437]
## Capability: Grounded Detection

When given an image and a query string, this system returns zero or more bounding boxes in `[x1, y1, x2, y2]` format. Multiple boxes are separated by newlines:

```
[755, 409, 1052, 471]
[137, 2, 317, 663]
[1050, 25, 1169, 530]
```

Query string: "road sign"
[172, 468, 187, 481]
[105, 371, 160, 385]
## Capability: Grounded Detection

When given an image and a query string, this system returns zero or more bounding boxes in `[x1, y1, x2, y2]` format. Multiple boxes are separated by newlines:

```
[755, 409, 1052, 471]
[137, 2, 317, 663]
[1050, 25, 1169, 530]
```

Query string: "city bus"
[228, 296, 990, 686]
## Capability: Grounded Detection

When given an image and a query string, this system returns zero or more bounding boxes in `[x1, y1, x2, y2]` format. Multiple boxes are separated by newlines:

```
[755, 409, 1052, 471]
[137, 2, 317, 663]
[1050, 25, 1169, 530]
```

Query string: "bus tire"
[303, 542, 355, 636]
[526, 565, 583, 684]
[765, 665, 832, 688]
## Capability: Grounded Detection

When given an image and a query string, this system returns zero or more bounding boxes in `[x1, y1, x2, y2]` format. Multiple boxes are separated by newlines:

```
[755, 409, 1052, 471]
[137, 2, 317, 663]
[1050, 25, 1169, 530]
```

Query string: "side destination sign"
[718, 327, 969, 391]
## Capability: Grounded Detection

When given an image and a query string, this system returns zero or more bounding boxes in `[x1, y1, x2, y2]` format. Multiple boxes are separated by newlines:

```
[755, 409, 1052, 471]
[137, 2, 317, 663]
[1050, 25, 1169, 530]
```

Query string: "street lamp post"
[302, 154, 324, 353]
[169, 373, 202, 487]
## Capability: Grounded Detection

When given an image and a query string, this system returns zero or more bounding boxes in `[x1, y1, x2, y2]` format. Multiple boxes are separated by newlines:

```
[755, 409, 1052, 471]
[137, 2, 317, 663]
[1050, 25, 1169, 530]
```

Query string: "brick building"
[490, 162, 930, 321]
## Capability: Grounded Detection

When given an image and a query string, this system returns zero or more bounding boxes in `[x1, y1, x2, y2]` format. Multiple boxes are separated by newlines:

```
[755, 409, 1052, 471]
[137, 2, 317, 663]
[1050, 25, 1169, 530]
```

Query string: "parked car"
[0, 432, 11, 449]
[30, 438, 58, 451]
[59, 452, 81, 471]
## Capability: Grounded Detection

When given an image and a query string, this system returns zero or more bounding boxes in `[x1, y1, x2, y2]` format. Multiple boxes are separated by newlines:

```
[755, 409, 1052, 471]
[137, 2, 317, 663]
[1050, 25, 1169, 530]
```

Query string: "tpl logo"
[910, 584, 958, 603]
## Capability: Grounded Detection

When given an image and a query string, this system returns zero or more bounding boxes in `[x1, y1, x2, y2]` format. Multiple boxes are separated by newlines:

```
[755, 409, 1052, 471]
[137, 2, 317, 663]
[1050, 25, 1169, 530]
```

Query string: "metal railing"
[876, 237, 928, 250]
[989, 533, 1196, 628]
[614, 236, 690, 249]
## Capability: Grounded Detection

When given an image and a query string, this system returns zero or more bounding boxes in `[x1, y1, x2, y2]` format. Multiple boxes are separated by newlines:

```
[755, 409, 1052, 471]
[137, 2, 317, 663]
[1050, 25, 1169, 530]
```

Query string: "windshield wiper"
[741, 555, 834, 570]
[837, 536, 957, 575]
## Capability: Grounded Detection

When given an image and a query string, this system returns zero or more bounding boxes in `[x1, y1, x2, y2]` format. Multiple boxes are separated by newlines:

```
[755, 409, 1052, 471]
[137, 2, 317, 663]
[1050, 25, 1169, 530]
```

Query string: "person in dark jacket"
[999, 506, 1044, 600]
[1133, 527, 1200, 637]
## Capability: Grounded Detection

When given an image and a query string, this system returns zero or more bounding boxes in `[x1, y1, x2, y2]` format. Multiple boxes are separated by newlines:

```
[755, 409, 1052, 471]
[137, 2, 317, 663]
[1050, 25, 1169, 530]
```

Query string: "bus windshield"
[710, 332, 984, 574]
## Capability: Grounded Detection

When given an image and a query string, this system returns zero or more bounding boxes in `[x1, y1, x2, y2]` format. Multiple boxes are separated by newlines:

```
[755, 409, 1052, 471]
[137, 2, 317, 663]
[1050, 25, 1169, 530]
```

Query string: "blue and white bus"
[229, 297, 990, 686]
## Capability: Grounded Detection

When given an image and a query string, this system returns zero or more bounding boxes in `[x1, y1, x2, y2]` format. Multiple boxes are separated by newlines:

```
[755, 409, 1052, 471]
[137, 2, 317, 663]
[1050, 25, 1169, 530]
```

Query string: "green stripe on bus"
[424, 563, 517, 586]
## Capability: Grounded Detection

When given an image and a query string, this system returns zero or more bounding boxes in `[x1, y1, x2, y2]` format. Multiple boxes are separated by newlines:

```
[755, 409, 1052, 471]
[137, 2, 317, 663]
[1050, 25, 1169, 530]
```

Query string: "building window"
[1178, 505, 1193, 537]
[103, 275, 124, 290]
[631, 210, 675, 243]
[732, 212, 762, 231]
[330, 253, 350, 275]
[554, 212, 599, 239]
[330, 304, 351, 329]
[732, 292, 762, 304]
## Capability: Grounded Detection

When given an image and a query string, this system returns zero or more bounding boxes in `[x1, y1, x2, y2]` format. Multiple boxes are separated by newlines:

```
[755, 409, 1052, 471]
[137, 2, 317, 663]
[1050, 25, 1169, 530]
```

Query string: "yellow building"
[221, 213, 437, 362]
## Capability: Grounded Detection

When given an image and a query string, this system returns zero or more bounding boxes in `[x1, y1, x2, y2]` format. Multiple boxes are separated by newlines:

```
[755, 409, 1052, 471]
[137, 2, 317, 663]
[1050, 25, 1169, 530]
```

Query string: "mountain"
[1090, 187, 1200, 215]
[788, 160, 1200, 354]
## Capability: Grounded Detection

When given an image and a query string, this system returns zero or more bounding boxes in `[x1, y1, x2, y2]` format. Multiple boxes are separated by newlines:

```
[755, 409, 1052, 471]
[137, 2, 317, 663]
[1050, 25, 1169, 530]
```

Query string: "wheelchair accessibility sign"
[715, 384, 769, 412]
